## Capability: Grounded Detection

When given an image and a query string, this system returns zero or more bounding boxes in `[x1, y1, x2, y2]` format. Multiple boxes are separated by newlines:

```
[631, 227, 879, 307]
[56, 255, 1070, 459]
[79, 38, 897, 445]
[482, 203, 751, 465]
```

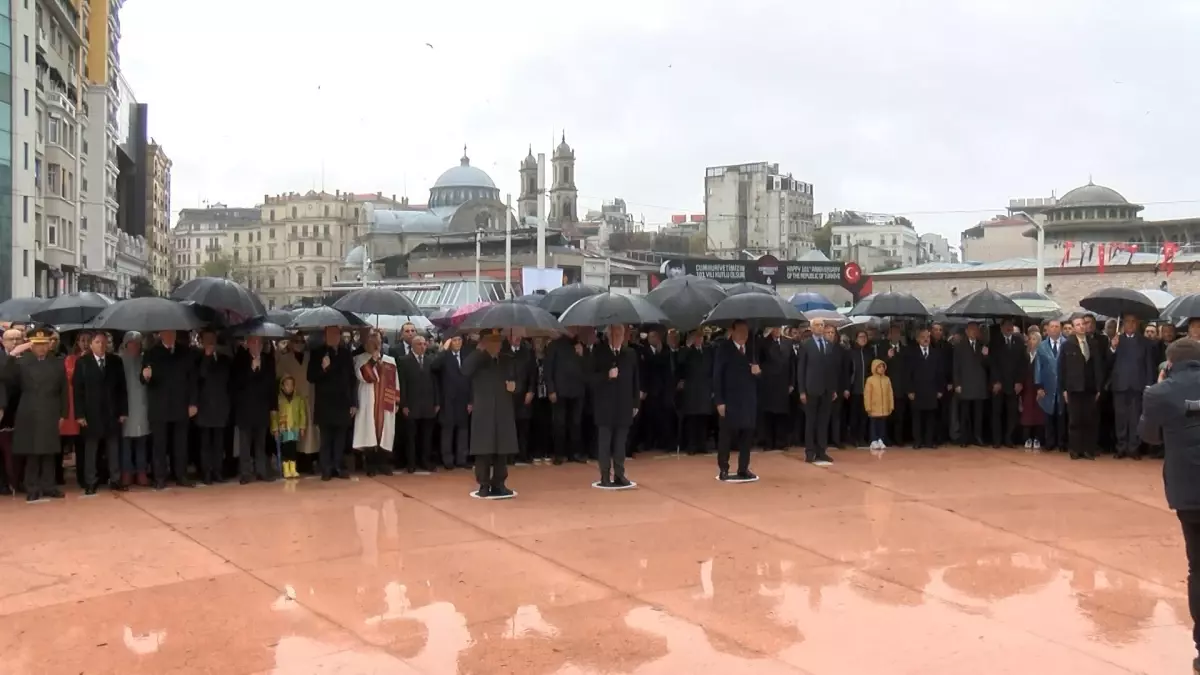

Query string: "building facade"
[960, 213, 1039, 263]
[171, 202, 261, 283]
[703, 161, 815, 260]
[144, 139, 168, 292]
[918, 232, 954, 264]
[2, 0, 40, 300]
[828, 210, 919, 270]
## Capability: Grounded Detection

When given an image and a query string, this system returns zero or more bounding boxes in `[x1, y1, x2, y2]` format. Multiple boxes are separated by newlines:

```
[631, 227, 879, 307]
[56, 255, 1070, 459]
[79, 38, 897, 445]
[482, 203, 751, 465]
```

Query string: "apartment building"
[171, 202, 261, 283]
[144, 139, 169, 292]
[703, 162, 815, 260]
[2, 1, 38, 299]
[828, 210, 920, 271]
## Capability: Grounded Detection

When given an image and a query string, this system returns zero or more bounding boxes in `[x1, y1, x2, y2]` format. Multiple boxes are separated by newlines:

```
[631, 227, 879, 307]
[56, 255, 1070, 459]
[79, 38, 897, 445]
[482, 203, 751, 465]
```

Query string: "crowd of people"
[0, 308, 1188, 503]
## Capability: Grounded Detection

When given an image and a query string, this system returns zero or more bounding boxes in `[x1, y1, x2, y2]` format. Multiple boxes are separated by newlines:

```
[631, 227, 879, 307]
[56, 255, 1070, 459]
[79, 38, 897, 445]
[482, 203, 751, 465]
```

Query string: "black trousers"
[937, 389, 953, 443]
[551, 396, 584, 460]
[912, 407, 938, 447]
[82, 434, 120, 487]
[1066, 392, 1098, 458]
[887, 396, 909, 445]
[440, 423, 469, 467]
[514, 417, 531, 462]
[23, 455, 57, 494]
[239, 426, 270, 479]
[717, 422, 753, 474]
[1112, 390, 1143, 457]
[991, 392, 1019, 446]
[318, 424, 349, 477]
[1043, 394, 1068, 451]
[151, 420, 190, 483]
[596, 425, 629, 481]
[804, 394, 832, 455]
[404, 417, 436, 471]
[1179, 509, 1200, 656]
[847, 394, 868, 446]
[958, 399, 985, 445]
[828, 396, 843, 447]
[681, 414, 710, 454]
[198, 426, 224, 482]
[530, 399, 553, 459]
[474, 454, 510, 490]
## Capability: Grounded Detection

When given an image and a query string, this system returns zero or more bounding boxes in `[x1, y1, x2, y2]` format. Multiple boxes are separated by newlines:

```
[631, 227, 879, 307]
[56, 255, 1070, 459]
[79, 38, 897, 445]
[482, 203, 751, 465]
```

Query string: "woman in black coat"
[676, 330, 713, 455]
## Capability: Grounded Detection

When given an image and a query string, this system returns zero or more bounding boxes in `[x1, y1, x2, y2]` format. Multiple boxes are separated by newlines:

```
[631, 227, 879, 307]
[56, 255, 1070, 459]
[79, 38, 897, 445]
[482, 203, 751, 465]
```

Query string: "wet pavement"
[0, 448, 1189, 674]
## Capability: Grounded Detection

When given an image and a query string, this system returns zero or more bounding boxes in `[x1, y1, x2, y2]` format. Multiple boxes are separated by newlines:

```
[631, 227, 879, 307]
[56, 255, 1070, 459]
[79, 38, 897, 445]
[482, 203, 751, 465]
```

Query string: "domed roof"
[521, 146, 537, 170]
[432, 146, 496, 190]
[1055, 182, 1130, 207]
[344, 245, 367, 267]
[554, 132, 573, 159]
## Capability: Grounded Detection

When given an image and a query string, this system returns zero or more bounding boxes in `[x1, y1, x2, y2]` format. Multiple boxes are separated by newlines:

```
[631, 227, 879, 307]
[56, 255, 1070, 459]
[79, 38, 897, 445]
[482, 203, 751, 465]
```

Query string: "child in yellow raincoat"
[270, 375, 308, 479]
[864, 359, 894, 450]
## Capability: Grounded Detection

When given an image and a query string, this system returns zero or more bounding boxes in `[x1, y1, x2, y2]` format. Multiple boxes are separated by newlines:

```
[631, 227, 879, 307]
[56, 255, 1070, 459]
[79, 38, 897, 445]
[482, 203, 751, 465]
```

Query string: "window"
[22, 142, 27, 169]
[233, 233, 239, 243]
[23, 250, 28, 277]
[81, 216, 87, 230]
[268, 247, 275, 260]
[269, 277, 275, 289]
[23, 89, 28, 116]
[47, 163, 59, 193]
[23, 35, 28, 62]
[290, 225, 297, 236]
[302, 225, 309, 237]
[297, 272, 305, 288]
[81, 177, 87, 193]
[48, 217, 58, 245]
[290, 207, 297, 218]
[323, 205, 329, 216]
[256, 230, 261, 242]
[82, 255, 87, 268]
[256, 248, 261, 262]
[270, 209, 275, 221]
[269, 228, 276, 239]
[315, 273, 323, 288]
[297, 242, 305, 256]
[316, 243, 323, 256]
[22, 196, 28, 223]
[323, 224, 330, 237]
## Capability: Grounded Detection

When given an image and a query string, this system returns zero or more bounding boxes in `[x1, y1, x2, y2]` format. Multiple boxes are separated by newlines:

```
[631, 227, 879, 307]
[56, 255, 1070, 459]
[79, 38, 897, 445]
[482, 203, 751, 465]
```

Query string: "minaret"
[518, 146, 538, 222]
[549, 132, 577, 224]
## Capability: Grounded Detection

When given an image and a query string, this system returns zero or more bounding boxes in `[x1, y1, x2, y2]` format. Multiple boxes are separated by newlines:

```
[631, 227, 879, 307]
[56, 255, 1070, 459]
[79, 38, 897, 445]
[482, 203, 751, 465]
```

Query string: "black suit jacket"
[590, 345, 641, 427]
[399, 352, 440, 419]
[73, 352, 128, 438]
[795, 337, 839, 397]
[988, 333, 1028, 394]
[141, 342, 197, 424]
[1139, 360, 1200, 511]
[1106, 333, 1156, 392]
[1058, 337, 1102, 394]
[907, 344, 947, 410]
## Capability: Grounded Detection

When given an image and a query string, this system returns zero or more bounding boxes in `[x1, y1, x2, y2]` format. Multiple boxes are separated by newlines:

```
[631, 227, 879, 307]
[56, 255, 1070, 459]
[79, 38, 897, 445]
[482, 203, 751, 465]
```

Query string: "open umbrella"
[540, 283, 606, 315]
[703, 292, 804, 329]
[724, 281, 775, 296]
[559, 292, 670, 328]
[646, 277, 727, 331]
[431, 301, 491, 329]
[1136, 288, 1175, 311]
[803, 309, 850, 327]
[510, 294, 547, 306]
[288, 306, 366, 331]
[266, 308, 297, 326]
[789, 292, 836, 312]
[653, 274, 723, 293]
[332, 287, 420, 316]
[944, 288, 1027, 320]
[0, 297, 48, 323]
[1079, 287, 1159, 322]
[1161, 294, 1200, 322]
[1006, 291, 1062, 319]
[89, 297, 205, 333]
[171, 277, 265, 323]
[849, 292, 930, 318]
[229, 319, 289, 339]
[30, 292, 114, 326]
[455, 300, 564, 338]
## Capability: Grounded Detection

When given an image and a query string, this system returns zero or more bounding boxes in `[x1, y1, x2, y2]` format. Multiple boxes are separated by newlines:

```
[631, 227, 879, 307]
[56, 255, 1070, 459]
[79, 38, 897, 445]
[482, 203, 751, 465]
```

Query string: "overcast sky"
[120, 0, 1200, 243]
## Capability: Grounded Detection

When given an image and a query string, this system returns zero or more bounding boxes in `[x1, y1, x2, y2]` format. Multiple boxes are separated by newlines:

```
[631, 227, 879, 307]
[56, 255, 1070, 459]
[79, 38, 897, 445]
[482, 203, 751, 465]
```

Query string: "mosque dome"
[1056, 182, 1130, 208]
[429, 146, 500, 209]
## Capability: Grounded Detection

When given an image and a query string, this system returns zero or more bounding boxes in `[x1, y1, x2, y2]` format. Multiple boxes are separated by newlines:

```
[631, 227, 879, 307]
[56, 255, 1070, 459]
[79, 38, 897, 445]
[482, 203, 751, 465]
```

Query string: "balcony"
[204, 244, 222, 253]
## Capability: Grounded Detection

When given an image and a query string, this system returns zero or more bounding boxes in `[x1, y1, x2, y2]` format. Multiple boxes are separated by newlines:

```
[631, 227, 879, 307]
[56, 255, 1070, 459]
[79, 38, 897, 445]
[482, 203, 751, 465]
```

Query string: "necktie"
[738, 344, 744, 356]
[1051, 340, 1058, 357]
[98, 357, 105, 369]
[1080, 337, 1090, 361]
[817, 338, 825, 354]
[455, 352, 460, 367]
[922, 347, 928, 358]
[417, 355, 423, 366]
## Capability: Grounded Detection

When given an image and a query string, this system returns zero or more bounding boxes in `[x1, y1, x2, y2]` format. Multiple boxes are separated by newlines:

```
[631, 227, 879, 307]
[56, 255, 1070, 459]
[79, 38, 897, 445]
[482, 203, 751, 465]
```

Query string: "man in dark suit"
[988, 319, 1028, 448]
[590, 323, 641, 487]
[953, 322, 989, 446]
[756, 327, 794, 451]
[141, 330, 198, 489]
[796, 319, 837, 464]
[545, 328, 588, 464]
[881, 324, 909, 446]
[505, 334, 535, 463]
[307, 326, 358, 480]
[1107, 313, 1157, 459]
[1138, 337, 1200, 674]
[433, 335, 472, 469]
[73, 332, 128, 494]
[399, 335, 439, 473]
[1059, 315, 1103, 460]
[713, 320, 759, 481]
[907, 328, 946, 449]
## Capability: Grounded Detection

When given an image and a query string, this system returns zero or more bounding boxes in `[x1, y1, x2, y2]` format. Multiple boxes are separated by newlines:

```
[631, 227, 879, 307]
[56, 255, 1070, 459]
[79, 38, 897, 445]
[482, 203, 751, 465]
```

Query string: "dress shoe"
[475, 484, 492, 499]
[84, 486, 98, 496]
[599, 479, 614, 488]
[552, 456, 564, 466]
[614, 476, 632, 488]
[45, 489, 65, 499]
[120, 472, 132, 487]
[135, 472, 150, 487]
[570, 456, 586, 464]
[376, 462, 393, 476]
[320, 473, 333, 482]
[718, 470, 730, 481]
[736, 470, 758, 481]
[335, 472, 351, 480]
[490, 486, 513, 498]
[109, 480, 129, 492]
[176, 479, 196, 488]
[153, 480, 168, 490]
[239, 477, 252, 485]
[25, 492, 41, 502]
[816, 452, 834, 464]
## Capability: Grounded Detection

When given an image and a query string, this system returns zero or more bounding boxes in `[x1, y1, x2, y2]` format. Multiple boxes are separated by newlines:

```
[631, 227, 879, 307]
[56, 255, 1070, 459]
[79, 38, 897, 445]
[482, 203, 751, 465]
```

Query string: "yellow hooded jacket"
[864, 359, 894, 418]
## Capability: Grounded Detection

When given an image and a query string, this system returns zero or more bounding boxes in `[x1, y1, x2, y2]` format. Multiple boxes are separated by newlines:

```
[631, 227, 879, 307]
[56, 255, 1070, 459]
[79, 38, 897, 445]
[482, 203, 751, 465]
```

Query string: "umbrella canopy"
[1005, 291, 1062, 319]
[89, 297, 205, 333]
[266, 308, 297, 325]
[0, 296, 49, 323]
[724, 281, 776, 296]
[430, 301, 491, 329]
[29, 292, 114, 326]
[288, 306, 367, 331]
[1161, 294, 1200, 322]
[229, 319, 289, 339]
[944, 288, 1028, 320]
[849, 292, 931, 318]
[645, 278, 727, 331]
[559, 292, 671, 328]
[703, 292, 805, 329]
[803, 309, 851, 327]
[839, 315, 879, 335]
[540, 283, 606, 315]
[331, 287, 420, 316]
[454, 300, 564, 338]
[171, 277, 265, 323]
[653, 274, 724, 293]
[1136, 288, 1175, 310]
[510, 294, 547, 306]
[789, 292, 836, 312]
[1079, 287, 1159, 322]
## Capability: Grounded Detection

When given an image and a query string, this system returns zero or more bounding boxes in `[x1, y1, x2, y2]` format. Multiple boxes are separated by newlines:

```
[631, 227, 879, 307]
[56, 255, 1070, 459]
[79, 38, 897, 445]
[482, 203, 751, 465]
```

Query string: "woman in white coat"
[353, 330, 400, 476]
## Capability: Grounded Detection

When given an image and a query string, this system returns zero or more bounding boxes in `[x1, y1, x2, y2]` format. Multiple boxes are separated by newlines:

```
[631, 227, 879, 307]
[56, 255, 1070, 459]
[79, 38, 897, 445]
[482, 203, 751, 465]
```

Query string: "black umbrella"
[849, 292, 931, 318]
[332, 287, 420, 316]
[0, 296, 49, 322]
[29, 292, 114, 326]
[510, 294, 547, 306]
[171, 277, 265, 323]
[1161, 294, 1200, 322]
[1080, 287, 1159, 322]
[654, 274, 724, 293]
[540, 283, 606, 315]
[702, 292, 805, 329]
[724, 282, 776, 296]
[229, 319, 289, 339]
[943, 288, 1028, 320]
[266, 308, 296, 326]
[455, 300, 564, 338]
[89, 297, 205, 333]
[288, 306, 366, 331]
[559, 292, 671, 328]
[646, 278, 727, 331]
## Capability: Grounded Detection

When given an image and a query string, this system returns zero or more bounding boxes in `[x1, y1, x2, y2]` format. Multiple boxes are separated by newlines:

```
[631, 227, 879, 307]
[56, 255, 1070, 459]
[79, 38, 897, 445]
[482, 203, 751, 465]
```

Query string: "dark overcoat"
[11, 354, 70, 456]
[463, 350, 518, 456]
[73, 352, 128, 438]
